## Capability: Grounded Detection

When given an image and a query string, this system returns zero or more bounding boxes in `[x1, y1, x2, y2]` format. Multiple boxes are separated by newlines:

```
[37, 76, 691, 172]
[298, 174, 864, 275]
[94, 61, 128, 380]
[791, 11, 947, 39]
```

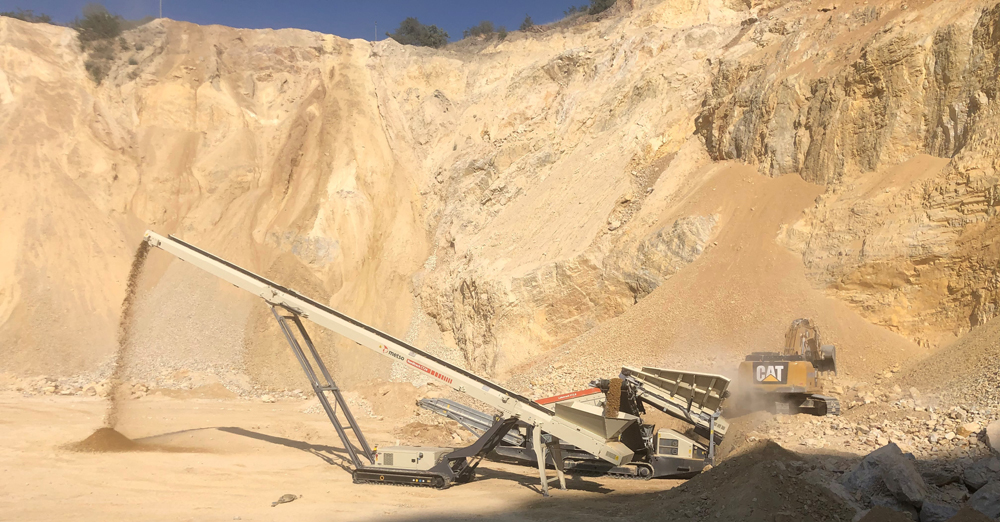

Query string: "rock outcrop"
[5, 0, 1000, 381]
[0, 1, 747, 378]
[696, 0, 1000, 347]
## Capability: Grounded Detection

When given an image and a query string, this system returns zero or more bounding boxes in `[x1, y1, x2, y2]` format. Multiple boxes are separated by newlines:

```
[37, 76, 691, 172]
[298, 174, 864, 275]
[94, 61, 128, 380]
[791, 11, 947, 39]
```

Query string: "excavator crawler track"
[811, 395, 841, 416]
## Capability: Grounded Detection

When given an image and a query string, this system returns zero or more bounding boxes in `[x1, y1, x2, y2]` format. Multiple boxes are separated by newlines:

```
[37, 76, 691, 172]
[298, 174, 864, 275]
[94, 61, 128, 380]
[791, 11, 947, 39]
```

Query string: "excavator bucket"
[814, 344, 838, 375]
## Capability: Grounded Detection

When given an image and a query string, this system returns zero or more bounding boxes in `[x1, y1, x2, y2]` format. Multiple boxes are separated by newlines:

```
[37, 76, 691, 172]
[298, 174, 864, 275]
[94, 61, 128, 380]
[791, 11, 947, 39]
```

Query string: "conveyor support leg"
[533, 427, 549, 496]
[547, 436, 567, 491]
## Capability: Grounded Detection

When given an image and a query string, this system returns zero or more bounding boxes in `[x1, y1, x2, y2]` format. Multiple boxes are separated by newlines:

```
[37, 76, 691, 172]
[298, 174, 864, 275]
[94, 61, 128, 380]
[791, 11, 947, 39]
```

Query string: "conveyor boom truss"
[142, 231, 636, 494]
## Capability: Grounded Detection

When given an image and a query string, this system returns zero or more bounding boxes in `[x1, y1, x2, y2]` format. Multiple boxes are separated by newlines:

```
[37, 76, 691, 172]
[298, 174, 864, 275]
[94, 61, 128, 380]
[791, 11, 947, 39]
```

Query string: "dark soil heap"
[649, 441, 856, 522]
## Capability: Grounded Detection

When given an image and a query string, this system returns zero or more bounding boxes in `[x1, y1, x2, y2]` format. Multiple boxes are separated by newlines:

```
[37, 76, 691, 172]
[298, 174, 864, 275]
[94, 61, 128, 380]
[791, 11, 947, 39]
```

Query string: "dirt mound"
[67, 427, 201, 453]
[648, 441, 855, 522]
[68, 428, 139, 453]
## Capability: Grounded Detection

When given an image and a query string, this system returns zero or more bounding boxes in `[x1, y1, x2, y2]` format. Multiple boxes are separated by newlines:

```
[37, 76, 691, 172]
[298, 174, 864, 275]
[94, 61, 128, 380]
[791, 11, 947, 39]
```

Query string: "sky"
[0, 1, 590, 41]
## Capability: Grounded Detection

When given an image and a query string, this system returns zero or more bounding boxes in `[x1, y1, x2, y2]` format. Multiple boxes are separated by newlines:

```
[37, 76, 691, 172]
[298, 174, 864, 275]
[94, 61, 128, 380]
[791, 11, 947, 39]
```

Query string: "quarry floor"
[0, 393, 681, 522]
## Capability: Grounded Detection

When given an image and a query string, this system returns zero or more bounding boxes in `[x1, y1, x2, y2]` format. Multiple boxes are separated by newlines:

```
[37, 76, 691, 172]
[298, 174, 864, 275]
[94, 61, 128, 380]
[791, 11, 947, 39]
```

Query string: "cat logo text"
[753, 362, 789, 384]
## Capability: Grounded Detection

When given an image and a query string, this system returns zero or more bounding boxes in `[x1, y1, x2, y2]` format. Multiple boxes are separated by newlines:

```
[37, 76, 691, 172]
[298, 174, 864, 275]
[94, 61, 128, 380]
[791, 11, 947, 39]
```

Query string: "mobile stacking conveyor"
[142, 231, 638, 495]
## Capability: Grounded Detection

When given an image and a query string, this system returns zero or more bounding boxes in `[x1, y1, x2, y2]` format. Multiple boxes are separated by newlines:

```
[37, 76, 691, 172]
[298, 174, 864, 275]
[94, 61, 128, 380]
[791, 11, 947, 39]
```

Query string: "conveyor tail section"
[621, 366, 730, 445]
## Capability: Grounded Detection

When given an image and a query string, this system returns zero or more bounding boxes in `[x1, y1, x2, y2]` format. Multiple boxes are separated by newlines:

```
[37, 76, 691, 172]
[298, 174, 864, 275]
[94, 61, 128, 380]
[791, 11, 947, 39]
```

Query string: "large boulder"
[841, 443, 929, 509]
[987, 420, 1000, 454]
[964, 456, 1000, 492]
[969, 480, 1000, 519]
[918, 502, 958, 522]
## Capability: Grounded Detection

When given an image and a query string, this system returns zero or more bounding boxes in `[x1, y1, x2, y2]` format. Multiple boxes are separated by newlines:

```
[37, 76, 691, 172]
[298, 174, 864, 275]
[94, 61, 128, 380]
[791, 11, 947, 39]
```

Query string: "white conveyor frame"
[143, 231, 635, 494]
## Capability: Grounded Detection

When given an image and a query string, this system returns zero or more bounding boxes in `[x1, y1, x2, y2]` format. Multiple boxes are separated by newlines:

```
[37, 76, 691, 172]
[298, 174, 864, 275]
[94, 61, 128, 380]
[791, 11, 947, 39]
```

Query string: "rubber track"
[352, 478, 449, 489]
[605, 470, 654, 481]
[566, 461, 654, 481]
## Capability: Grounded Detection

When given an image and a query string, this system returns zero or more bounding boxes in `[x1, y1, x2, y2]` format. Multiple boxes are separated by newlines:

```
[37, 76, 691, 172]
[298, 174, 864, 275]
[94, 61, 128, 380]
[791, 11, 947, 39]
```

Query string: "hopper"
[553, 402, 638, 440]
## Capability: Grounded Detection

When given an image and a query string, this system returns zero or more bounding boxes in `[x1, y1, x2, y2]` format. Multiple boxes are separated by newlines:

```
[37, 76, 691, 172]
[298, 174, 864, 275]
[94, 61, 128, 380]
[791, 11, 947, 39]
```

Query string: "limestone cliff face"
[0, 2, 742, 379]
[697, 0, 1000, 346]
[373, 2, 743, 373]
[5, 0, 1000, 380]
[0, 19, 429, 380]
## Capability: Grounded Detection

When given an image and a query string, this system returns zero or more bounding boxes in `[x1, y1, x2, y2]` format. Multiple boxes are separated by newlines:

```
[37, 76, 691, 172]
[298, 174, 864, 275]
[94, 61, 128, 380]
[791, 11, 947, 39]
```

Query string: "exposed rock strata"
[697, 1, 1000, 346]
[5, 0, 1000, 379]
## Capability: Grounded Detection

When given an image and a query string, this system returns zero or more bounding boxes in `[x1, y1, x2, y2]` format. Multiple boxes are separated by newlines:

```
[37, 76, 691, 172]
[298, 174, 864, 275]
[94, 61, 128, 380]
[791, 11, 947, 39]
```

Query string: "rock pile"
[7, 375, 113, 397]
[840, 443, 928, 518]
[756, 407, 996, 461]
[769, 432, 1000, 521]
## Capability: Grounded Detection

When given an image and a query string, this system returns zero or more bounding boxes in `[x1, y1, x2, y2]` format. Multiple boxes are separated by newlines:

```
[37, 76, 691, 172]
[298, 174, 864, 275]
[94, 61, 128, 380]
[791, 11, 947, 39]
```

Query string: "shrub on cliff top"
[565, 0, 616, 17]
[589, 0, 617, 14]
[0, 9, 53, 24]
[463, 21, 494, 39]
[386, 17, 449, 48]
[73, 3, 123, 44]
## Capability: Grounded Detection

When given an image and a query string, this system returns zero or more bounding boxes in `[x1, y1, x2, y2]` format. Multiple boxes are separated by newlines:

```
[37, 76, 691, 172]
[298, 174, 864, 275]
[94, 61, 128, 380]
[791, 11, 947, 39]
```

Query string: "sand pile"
[648, 441, 855, 522]
[67, 428, 202, 454]
[68, 428, 139, 453]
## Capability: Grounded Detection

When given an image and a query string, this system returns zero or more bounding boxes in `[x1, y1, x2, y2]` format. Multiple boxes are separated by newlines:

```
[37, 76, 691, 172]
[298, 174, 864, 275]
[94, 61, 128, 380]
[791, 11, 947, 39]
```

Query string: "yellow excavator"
[738, 319, 840, 416]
